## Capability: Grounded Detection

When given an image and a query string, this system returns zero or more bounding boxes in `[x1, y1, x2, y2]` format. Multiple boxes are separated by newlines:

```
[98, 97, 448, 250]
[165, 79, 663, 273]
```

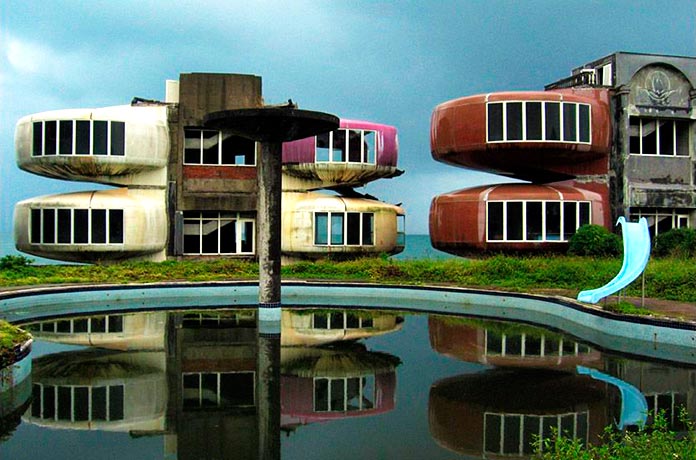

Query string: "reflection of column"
[257, 330, 281, 460]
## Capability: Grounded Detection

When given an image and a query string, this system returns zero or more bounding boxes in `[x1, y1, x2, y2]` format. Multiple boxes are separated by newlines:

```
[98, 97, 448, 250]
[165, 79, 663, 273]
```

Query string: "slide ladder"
[577, 217, 651, 304]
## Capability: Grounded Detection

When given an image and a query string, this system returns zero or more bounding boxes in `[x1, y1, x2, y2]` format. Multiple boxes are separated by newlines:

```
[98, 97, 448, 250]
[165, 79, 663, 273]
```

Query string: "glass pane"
[31, 209, 41, 243]
[45, 121, 57, 155]
[629, 118, 641, 153]
[488, 103, 504, 141]
[486, 329, 503, 355]
[362, 213, 374, 245]
[346, 313, 360, 328]
[503, 415, 521, 454]
[110, 121, 125, 156]
[313, 313, 328, 329]
[76, 120, 91, 155]
[92, 387, 107, 420]
[579, 104, 590, 142]
[184, 129, 201, 164]
[73, 387, 89, 421]
[220, 372, 254, 407]
[523, 416, 541, 455]
[91, 316, 106, 333]
[93, 121, 108, 155]
[348, 130, 362, 162]
[316, 132, 330, 162]
[561, 414, 575, 436]
[545, 102, 560, 140]
[202, 131, 219, 164]
[658, 120, 674, 155]
[57, 209, 72, 243]
[364, 131, 376, 163]
[59, 120, 73, 155]
[74, 209, 89, 244]
[526, 102, 542, 140]
[109, 210, 124, 244]
[485, 414, 502, 453]
[675, 121, 689, 156]
[330, 313, 344, 329]
[182, 374, 200, 408]
[200, 374, 218, 407]
[241, 221, 254, 253]
[315, 213, 328, 245]
[563, 202, 577, 240]
[506, 102, 523, 141]
[488, 202, 504, 240]
[546, 202, 561, 240]
[643, 120, 657, 155]
[73, 318, 88, 333]
[331, 214, 344, 245]
[506, 202, 523, 240]
[42, 209, 55, 244]
[347, 213, 361, 245]
[43, 386, 56, 419]
[563, 103, 577, 142]
[505, 334, 522, 355]
[330, 379, 346, 411]
[362, 375, 375, 409]
[57, 387, 71, 420]
[525, 335, 542, 355]
[108, 315, 123, 333]
[219, 219, 236, 253]
[526, 202, 543, 241]
[314, 379, 329, 411]
[201, 219, 219, 253]
[332, 130, 346, 162]
[579, 202, 590, 226]
[92, 209, 107, 244]
[108, 385, 124, 420]
[545, 337, 560, 356]
[33, 121, 43, 155]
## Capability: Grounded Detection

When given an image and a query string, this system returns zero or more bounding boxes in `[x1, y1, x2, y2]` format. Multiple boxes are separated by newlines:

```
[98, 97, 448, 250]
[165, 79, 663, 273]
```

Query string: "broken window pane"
[364, 131, 376, 163]
[316, 132, 331, 162]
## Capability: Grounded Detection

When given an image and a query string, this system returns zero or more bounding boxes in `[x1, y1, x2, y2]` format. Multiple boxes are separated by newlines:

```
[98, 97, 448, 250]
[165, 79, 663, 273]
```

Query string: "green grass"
[1, 255, 695, 303]
[0, 320, 31, 367]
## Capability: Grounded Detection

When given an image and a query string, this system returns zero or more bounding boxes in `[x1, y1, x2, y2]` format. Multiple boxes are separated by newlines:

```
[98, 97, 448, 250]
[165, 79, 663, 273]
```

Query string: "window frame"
[29, 208, 125, 245]
[182, 211, 256, 255]
[314, 128, 378, 164]
[486, 200, 591, 243]
[183, 128, 257, 166]
[630, 208, 690, 237]
[31, 120, 126, 157]
[313, 211, 375, 247]
[486, 101, 592, 144]
[628, 117, 690, 156]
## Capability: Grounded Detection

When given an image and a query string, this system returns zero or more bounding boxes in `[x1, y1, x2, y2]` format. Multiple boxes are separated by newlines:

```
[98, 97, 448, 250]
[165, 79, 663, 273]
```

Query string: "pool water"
[1, 306, 694, 460]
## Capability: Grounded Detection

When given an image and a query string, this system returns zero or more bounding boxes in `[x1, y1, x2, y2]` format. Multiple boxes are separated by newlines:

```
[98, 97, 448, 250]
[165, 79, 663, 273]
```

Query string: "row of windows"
[311, 312, 374, 330]
[487, 201, 591, 242]
[631, 208, 689, 238]
[31, 208, 124, 245]
[314, 212, 374, 246]
[487, 101, 591, 143]
[629, 118, 689, 156]
[182, 372, 255, 409]
[314, 376, 376, 412]
[33, 120, 125, 156]
[485, 412, 588, 456]
[181, 312, 256, 329]
[485, 330, 593, 358]
[316, 129, 377, 164]
[183, 211, 255, 255]
[31, 384, 125, 422]
[26, 315, 124, 334]
[184, 129, 256, 166]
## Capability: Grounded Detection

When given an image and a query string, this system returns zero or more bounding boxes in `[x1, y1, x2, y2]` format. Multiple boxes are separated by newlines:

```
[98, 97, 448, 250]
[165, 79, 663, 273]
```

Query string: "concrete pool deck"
[1, 281, 695, 364]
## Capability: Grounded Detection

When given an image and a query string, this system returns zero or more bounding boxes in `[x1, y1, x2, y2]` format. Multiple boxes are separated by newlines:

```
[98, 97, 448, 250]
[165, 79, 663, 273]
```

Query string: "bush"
[568, 225, 622, 257]
[0, 255, 34, 271]
[654, 227, 696, 258]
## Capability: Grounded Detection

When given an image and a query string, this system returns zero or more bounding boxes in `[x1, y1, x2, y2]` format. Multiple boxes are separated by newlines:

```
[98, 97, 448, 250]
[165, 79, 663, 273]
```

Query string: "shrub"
[0, 255, 34, 271]
[568, 225, 621, 257]
[654, 227, 696, 258]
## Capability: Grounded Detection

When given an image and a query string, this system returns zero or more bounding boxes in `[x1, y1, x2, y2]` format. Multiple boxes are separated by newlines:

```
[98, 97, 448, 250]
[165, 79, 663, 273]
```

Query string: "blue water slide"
[577, 217, 651, 304]
[577, 365, 647, 429]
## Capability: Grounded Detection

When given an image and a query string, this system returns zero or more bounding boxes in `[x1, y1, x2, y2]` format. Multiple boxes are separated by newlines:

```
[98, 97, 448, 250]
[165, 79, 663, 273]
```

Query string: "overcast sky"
[1, 0, 694, 247]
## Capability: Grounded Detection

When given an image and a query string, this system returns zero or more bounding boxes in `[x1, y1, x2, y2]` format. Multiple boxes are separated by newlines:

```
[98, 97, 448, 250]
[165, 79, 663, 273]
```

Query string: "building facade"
[14, 73, 405, 263]
[430, 52, 696, 254]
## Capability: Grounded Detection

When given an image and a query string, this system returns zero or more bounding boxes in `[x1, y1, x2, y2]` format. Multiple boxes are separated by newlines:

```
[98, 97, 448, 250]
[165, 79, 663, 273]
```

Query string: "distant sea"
[0, 233, 454, 264]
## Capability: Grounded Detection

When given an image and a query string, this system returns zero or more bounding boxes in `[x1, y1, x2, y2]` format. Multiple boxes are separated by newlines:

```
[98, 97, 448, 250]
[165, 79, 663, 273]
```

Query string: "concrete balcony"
[282, 119, 402, 190]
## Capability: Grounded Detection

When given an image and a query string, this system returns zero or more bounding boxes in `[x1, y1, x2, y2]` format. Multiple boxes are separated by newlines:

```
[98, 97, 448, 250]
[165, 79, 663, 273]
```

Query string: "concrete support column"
[257, 330, 281, 460]
[257, 141, 283, 324]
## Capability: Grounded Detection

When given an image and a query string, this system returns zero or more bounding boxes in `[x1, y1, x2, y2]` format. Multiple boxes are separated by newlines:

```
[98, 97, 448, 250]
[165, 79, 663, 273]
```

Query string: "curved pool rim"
[1, 281, 695, 364]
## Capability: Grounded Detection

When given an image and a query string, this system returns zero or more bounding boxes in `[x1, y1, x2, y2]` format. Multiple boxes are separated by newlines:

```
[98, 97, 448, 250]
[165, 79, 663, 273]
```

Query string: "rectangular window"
[184, 129, 202, 164]
[487, 201, 590, 242]
[315, 212, 329, 245]
[110, 121, 125, 156]
[184, 129, 255, 166]
[488, 103, 504, 141]
[59, 121, 73, 155]
[182, 211, 256, 254]
[76, 120, 91, 155]
[526, 102, 542, 140]
[31, 209, 41, 244]
[578, 104, 590, 143]
[347, 212, 361, 245]
[42, 209, 56, 244]
[33, 121, 43, 156]
[316, 132, 331, 162]
[314, 211, 375, 246]
[362, 213, 374, 245]
[74, 209, 89, 244]
[562, 103, 577, 142]
[109, 210, 124, 244]
[202, 130, 219, 164]
[29, 208, 123, 245]
[57, 209, 72, 243]
[506, 102, 523, 141]
[92, 209, 107, 244]
[45, 121, 57, 155]
[545, 102, 561, 141]
[93, 121, 108, 155]
[330, 214, 344, 245]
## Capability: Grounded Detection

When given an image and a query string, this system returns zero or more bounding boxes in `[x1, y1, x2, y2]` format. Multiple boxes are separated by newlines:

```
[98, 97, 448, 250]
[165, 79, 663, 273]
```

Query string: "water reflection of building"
[608, 359, 696, 430]
[429, 316, 603, 370]
[281, 309, 404, 346]
[281, 344, 399, 429]
[22, 308, 401, 457]
[429, 369, 611, 459]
